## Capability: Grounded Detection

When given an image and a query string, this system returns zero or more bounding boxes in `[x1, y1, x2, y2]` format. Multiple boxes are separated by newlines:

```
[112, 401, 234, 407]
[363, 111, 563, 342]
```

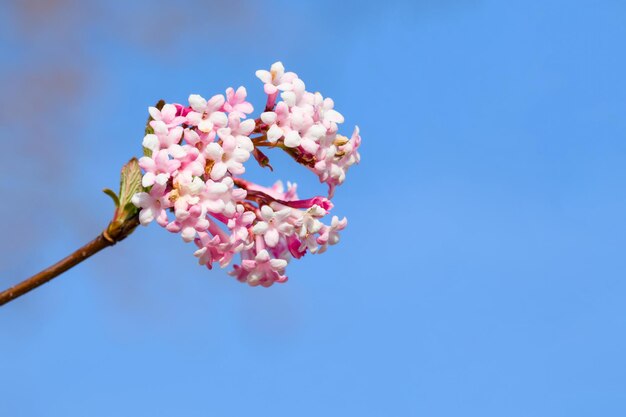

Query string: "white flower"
[252, 205, 295, 247]
[255, 61, 298, 95]
[204, 135, 250, 180]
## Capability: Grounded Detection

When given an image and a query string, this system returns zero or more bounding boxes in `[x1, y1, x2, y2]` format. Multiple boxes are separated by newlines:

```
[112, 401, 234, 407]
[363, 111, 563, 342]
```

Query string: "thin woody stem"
[0, 214, 140, 307]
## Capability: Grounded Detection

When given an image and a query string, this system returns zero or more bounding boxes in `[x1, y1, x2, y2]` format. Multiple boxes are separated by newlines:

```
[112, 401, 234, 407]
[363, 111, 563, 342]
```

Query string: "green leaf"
[118, 158, 142, 213]
[108, 157, 143, 225]
[103, 157, 144, 241]
[102, 188, 120, 207]
[123, 202, 138, 213]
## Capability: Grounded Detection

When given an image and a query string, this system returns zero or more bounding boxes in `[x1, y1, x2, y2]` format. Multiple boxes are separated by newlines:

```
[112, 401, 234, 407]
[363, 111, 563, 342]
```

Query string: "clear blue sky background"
[1, 0, 626, 415]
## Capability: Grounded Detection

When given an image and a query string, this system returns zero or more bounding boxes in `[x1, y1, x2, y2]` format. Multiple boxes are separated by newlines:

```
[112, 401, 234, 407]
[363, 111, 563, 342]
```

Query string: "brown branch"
[0, 214, 140, 307]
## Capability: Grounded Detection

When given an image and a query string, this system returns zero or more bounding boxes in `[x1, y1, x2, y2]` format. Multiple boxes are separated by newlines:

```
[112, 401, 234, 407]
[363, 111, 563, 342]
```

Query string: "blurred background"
[1, 0, 626, 415]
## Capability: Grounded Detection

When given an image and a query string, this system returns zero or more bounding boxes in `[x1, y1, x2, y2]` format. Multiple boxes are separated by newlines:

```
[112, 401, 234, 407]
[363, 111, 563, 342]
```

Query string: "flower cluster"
[132, 62, 360, 287]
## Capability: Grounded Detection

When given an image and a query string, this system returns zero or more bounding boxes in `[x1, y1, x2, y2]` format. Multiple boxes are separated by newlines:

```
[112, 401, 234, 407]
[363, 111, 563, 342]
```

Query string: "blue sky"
[1, 0, 626, 415]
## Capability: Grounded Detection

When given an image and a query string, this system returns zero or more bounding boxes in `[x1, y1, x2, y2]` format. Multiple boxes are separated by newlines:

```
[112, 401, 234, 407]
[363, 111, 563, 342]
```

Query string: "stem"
[0, 214, 139, 307]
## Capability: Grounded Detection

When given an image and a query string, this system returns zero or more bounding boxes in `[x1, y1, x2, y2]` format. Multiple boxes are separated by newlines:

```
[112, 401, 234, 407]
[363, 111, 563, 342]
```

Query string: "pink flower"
[252, 205, 295, 247]
[132, 62, 360, 286]
[149, 103, 186, 128]
[138, 150, 180, 187]
[255, 61, 298, 95]
[131, 183, 170, 226]
[203, 135, 250, 181]
[338, 126, 362, 170]
[170, 173, 204, 220]
[193, 230, 239, 269]
[317, 216, 347, 254]
[149, 121, 184, 150]
[182, 127, 218, 154]
[223, 113, 255, 151]
[186, 94, 228, 134]
[240, 249, 288, 287]
[279, 78, 307, 108]
[193, 232, 223, 269]
[201, 177, 245, 218]
[223, 86, 254, 118]
[175, 145, 205, 177]
[312, 145, 346, 197]
[166, 204, 209, 242]
[227, 205, 256, 243]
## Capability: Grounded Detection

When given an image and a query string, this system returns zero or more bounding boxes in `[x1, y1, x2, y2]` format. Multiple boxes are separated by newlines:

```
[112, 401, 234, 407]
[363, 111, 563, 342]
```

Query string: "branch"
[0, 214, 139, 306]
[0, 157, 144, 307]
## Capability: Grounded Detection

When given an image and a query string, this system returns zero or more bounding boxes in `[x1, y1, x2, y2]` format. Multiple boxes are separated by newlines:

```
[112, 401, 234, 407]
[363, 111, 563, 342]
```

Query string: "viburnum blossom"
[132, 62, 361, 287]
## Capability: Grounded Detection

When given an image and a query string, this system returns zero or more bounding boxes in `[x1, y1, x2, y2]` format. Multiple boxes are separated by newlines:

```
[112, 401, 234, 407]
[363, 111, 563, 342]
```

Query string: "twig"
[0, 214, 139, 307]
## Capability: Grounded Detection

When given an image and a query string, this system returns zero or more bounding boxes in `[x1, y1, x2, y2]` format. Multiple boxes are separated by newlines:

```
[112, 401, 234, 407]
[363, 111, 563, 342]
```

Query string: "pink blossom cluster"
[132, 62, 360, 287]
